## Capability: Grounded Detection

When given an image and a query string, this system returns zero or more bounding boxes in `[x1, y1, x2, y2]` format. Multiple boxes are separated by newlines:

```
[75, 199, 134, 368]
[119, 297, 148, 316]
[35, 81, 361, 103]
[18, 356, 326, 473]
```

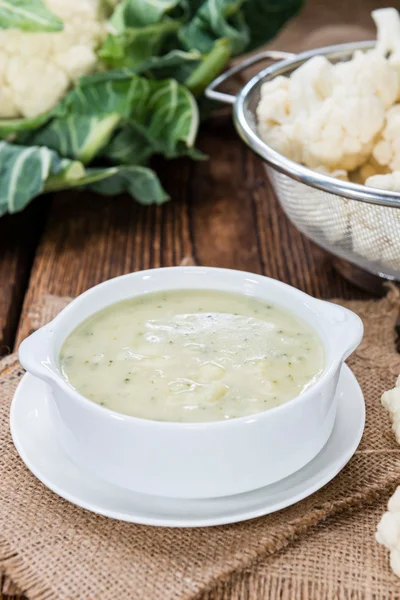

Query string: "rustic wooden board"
[0, 201, 47, 357]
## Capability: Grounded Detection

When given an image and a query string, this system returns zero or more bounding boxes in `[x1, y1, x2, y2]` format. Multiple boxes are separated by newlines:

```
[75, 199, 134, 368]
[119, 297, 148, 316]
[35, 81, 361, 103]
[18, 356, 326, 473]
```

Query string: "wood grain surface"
[0, 201, 48, 356]
[12, 122, 365, 348]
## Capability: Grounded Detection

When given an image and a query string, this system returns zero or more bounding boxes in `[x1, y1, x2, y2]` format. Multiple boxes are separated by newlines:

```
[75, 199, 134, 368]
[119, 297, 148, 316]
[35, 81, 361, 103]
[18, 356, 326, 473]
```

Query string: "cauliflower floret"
[257, 8, 400, 174]
[257, 77, 304, 163]
[335, 49, 399, 109]
[288, 55, 334, 117]
[257, 76, 290, 126]
[377, 495, 400, 577]
[366, 171, 400, 192]
[55, 46, 98, 82]
[349, 201, 400, 267]
[257, 58, 336, 164]
[303, 89, 384, 171]
[0, 0, 107, 119]
[373, 8, 400, 56]
[381, 376, 400, 444]
[257, 52, 392, 172]
[0, 86, 19, 118]
[6, 56, 69, 118]
[258, 122, 304, 164]
[373, 8, 400, 67]
[377, 511, 400, 550]
[372, 105, 400, 171]
[376, 378, 400, 579]
[302, 50, 399, 170]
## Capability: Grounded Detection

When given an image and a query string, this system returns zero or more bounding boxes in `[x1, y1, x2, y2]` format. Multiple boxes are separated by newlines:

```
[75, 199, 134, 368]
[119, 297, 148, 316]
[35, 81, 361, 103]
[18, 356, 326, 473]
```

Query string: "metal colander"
[205, 42, 400, 282]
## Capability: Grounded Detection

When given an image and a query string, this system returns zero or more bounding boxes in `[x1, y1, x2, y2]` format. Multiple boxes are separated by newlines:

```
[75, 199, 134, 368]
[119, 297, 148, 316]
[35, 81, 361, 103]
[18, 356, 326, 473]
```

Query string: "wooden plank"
[15, 123, 365, 348]
[0, 201, 47, 356]
[14, 154, 194, 347]
[188, 122, 263, 274]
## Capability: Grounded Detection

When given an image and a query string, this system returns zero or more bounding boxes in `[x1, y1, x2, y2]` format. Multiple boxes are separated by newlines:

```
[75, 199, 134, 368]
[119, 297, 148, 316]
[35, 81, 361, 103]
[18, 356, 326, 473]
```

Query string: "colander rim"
[233, 39, 400, 208]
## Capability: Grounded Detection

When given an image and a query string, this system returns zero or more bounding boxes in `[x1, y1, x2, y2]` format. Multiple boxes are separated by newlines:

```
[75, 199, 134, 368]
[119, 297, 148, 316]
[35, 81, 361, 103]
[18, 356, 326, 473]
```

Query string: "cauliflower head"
[0, 0, 108, 119]
[366, 170, 400, 192]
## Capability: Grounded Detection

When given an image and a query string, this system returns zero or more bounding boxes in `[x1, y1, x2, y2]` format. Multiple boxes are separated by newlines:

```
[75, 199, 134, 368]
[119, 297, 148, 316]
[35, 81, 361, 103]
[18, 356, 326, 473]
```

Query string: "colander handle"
[205, 50, 295, 105]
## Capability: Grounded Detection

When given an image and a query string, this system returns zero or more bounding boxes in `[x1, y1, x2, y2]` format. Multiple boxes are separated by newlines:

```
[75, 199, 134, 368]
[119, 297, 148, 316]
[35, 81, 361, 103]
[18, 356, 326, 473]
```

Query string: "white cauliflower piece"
[377, 514, 400, 578]
[55, 46, 98, 82]
[257, 51, 393, 172]
[335, 50, 399, 110]
[372, 106, 400, 172]
[302, 50, 398, 170]
[0, 85, 19, 118]
[312, 165, 349, 181]
[376, 511, 400, 551]
[373, 8, 400, 57]
[372, 8, 400, 75]
[381, 375, 400, 443]
[257, 58, 334, 164]
[288, 55, 334, 117]
[256, 76, 290, 127]
[6, 56, 69, 119]
[0, 0, 107, 119]
[366, 171, 400, 192]
[256, 76, 303, 163]
[302, 89, 383, 171]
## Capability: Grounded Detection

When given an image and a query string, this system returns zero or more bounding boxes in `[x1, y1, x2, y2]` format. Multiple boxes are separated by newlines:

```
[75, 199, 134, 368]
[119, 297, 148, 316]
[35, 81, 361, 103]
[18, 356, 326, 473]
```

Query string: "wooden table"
[0, 119, 368, 599]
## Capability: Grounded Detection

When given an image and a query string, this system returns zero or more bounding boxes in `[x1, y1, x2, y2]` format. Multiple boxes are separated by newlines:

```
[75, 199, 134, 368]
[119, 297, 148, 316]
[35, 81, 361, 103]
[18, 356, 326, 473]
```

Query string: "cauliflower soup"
[60, 289, 324, 422]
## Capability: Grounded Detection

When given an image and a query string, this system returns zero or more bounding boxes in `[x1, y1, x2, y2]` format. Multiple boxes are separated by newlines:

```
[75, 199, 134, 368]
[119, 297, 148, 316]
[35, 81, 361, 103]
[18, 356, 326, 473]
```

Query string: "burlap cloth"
[0, 290, 400, 599]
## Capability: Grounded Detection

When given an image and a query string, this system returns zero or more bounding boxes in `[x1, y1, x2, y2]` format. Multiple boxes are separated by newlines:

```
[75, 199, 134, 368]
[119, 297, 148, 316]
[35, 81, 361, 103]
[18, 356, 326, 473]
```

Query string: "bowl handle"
[315, 300, 364, 362]
[18, 326, 58, 384]
[205, 50, 295, 105]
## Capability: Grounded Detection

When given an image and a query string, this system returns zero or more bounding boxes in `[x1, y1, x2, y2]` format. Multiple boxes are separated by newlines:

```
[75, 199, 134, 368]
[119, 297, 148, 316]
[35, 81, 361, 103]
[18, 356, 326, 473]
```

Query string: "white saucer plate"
[10, 365, 365, 528]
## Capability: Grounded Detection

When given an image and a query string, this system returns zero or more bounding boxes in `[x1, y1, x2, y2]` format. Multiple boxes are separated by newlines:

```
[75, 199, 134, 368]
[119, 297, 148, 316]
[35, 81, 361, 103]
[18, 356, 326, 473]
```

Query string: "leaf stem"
[185, 38, 231, 97]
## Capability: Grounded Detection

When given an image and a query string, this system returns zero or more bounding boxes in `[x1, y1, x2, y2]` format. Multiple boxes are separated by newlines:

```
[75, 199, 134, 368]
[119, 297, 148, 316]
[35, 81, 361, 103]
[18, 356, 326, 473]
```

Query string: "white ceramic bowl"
[18, 267, 363, 499]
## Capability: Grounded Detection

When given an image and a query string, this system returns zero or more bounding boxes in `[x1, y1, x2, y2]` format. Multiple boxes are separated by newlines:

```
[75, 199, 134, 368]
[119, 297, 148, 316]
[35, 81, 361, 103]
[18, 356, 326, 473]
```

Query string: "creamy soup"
[60, 290, 324, 422]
